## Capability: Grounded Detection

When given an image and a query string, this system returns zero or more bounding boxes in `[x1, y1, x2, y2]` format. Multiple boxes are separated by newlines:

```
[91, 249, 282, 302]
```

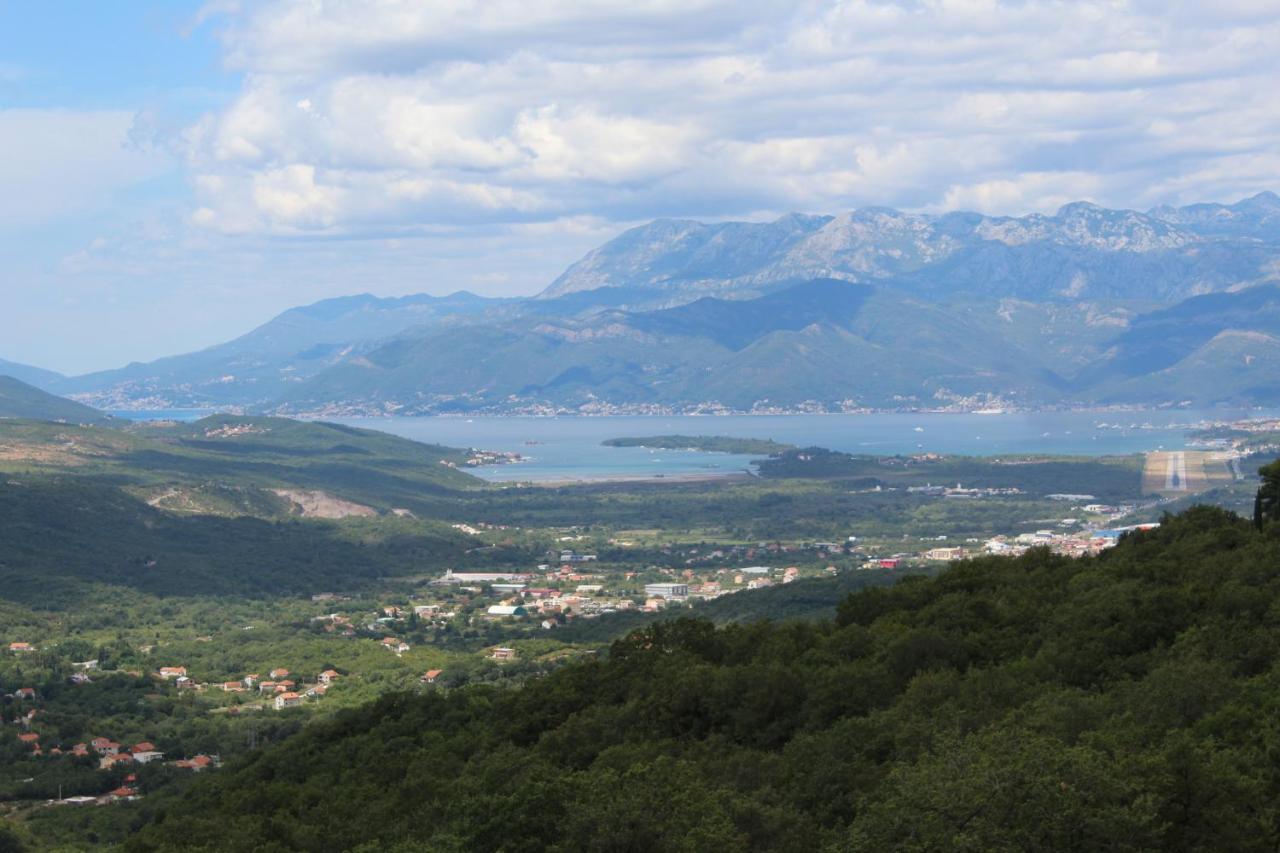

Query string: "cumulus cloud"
[176, 0, 1280, 237]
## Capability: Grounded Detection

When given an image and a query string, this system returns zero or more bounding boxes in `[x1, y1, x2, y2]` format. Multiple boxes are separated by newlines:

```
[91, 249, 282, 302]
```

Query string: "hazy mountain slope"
[1081, 284, 1280, 404]
[1098, 330, 1280, 405]
[278, 317, 730, 412]
[0, 358, 63, 389]
[540, 197, 1277, 305]
[60, 291, 504, 409]
[0, 376, 113, 424]
[279, 280, 1066, 412]
[1149, 191, 1280, 241]
[629, 278, 873, 349]
[894, 233, 1273, 302]
[540, 214, 833, 302]
[696, 292, 1067, 409]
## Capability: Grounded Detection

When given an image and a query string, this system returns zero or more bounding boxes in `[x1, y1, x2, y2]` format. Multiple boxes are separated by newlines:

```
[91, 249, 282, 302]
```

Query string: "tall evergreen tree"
[1257, 460, 1280, 529]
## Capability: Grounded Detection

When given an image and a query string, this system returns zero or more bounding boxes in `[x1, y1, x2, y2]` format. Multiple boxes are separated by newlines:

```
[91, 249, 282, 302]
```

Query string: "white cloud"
[173, 0, 1280, 238]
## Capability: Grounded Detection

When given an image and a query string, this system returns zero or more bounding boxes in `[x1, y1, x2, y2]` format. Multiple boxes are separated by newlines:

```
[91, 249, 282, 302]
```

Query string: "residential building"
[91, 738, 120, 756]
[436, 570, 534, 584]
[174, 755, 215, 771]
[274, 692, 302, 710]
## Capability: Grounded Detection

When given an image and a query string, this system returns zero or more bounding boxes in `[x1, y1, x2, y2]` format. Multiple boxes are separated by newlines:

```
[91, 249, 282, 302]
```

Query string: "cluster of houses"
[852, 521, 1166, 567]
[311, 612, 357, 636]
[982, 523, 1161, 558]
[47, 747, 219, 806]
[426, 561, 813, 629]
[11, 726, 217, 781]
[157, 665, 338, 709]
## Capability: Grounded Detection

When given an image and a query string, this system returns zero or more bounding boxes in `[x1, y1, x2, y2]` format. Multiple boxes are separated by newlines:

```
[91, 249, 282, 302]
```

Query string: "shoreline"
[105, 405, 1280, 421]
[299, 406, 1278, 421]
[481, 471, 757, 488]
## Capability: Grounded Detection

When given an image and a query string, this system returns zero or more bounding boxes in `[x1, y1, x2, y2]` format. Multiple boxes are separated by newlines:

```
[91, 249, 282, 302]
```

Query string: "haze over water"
[330, 409, 1274, 483]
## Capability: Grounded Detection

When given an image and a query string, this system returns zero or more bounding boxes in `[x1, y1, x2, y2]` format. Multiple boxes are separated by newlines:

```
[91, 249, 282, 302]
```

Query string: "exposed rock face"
[540, 195, 1277, 304]
[273, 489, 378, 519]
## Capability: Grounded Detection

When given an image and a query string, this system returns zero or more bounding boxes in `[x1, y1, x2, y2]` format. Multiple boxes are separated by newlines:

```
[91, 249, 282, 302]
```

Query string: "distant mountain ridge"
[51, 191, 1280, 413]
[541, 193, 1280, 305]
[275, 279, 1105, 412]
[1148, 191, 1280, 240]
[0, 357, 63, 390]
[56, 291, 505, 409]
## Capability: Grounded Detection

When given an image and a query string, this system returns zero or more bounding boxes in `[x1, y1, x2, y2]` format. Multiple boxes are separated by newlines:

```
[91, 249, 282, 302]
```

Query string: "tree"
[0, 823, 25, 853]
[1255, 460, 1280, 530]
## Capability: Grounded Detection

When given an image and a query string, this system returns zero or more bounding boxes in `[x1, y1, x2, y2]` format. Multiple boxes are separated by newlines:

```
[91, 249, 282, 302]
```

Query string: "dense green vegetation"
[758, 446, 1145, 501]
[107, 504, 1280, 852]
[0, 478, 472, 604]
[603, 435, 795, 455]
[1257, 459, 1280, 529]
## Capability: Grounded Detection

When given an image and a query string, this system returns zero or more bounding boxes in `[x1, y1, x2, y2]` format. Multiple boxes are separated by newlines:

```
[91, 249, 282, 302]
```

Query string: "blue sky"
[3, 1, 1280, 374]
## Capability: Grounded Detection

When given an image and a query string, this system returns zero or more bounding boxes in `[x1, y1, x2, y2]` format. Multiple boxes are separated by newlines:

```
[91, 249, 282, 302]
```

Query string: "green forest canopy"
[121, 502, 1280, 852]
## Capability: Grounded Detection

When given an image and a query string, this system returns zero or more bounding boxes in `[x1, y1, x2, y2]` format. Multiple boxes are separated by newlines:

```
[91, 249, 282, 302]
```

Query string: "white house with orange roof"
[273, 692, 302, 710]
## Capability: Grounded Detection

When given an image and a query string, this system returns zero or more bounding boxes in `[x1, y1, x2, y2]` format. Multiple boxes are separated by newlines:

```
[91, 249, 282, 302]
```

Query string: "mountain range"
[17, 191, 1280, 413]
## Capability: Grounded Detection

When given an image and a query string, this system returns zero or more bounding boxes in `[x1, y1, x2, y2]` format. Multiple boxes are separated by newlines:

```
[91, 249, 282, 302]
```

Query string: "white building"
[644, 583, 688, 598]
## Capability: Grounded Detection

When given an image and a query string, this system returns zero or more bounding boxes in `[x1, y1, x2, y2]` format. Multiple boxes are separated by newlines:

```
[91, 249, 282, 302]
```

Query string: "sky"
[3, 0, 1280, 374]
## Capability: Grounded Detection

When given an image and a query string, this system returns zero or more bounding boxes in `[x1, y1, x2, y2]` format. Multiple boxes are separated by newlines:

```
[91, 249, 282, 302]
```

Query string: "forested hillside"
[124, 500, 1280, 852]
[0, 478, 472, 603]
[0, 376, 111, 425]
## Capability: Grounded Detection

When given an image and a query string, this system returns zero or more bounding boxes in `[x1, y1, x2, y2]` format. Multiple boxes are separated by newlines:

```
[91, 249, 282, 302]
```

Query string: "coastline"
[483, 470, 757, 488]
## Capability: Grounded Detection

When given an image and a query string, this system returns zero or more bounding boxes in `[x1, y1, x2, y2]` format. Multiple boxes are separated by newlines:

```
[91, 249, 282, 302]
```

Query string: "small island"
[603, 435, 796, 455]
